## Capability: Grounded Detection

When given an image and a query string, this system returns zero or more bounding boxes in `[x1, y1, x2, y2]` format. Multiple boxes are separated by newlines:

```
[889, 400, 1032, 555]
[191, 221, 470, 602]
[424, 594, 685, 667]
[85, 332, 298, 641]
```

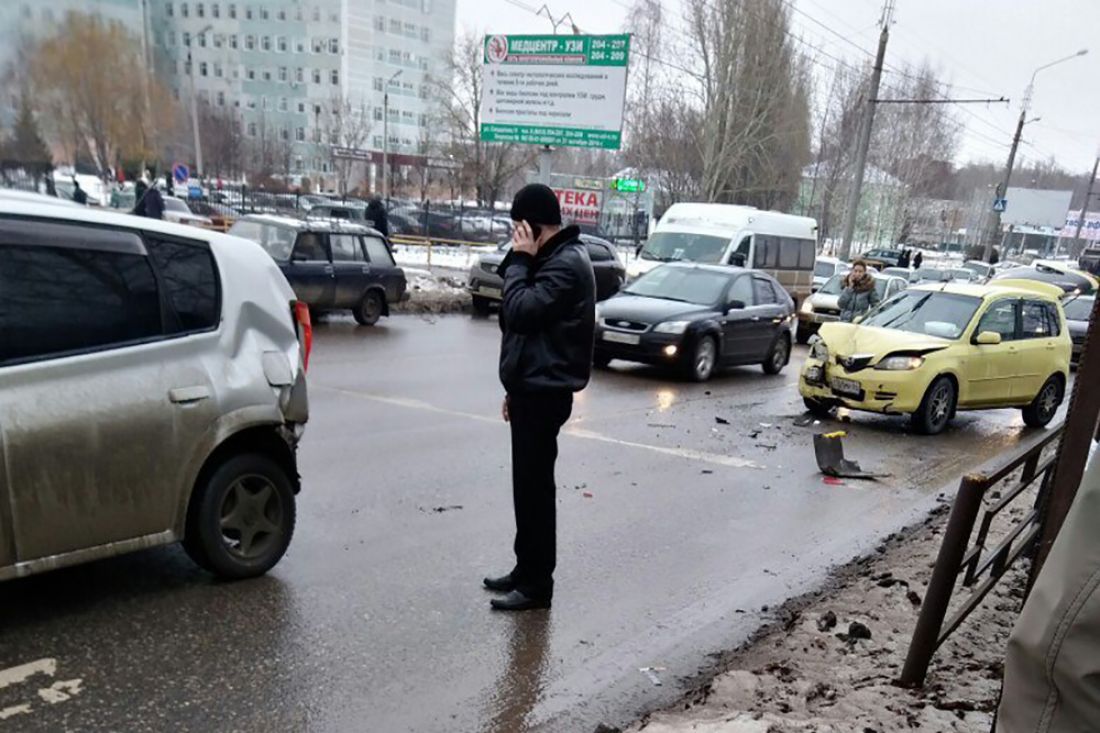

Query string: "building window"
[331, 69, 339, 85]
[248, 122, 257, 137]
[329, 38, 339, 54]
[262, 36, 271, 52]
[245, 35, 255, 50]
[279, 97, 288, 111]
[262, 69, 272, 81]
[373, 135, 382, 148]
[297, 101, 306, 113]
[372, 77, 383, 92]
[295, 7, 303, 21]
[228, 3, 236, 19]
[388, 49, 400, 64]
[212, 3, 220, 18]
[214, 63, 223, 77]
[167, 2, 174, 17]
[213, 34, 223, 48]
[312, 7, 321, 21]
[198, 32, 207, 48]
[181, 2, 189, 18]
[404, 22, 416, 37]
[313, 103, 322, 115]
[389, 18, 400, 33]
[295, 67, 304, 83]
[312, 69, 321, 84]
[277, 36, 288, 52]
[312, 38, 324, 53]
[278, 66, 288, 82]
[261, 96, 269, 109]
[260, 6, 269, 20]
[373, 107, 383, 121]
[420, 27, 430, 43]
[182, 31, 192, 46]
[295, 40, 306, 53]
[245, 5, 253, 19]
[199, 62, 208, 76]
[374, 48, 384, 61]
[217, 91, 225, 106]
[198, 2, 206, 18]
[373, 16, 384, 31]
[277, 8, 285, 20]
[247, 68, 256, 80]
[295, 127, 305, 142]
[247, 97, 256, 108]
[229, 34, 238, 49]
[329, 10, 339, 22]
[280, 128, 289, 141]
[232, 66, 240, 79]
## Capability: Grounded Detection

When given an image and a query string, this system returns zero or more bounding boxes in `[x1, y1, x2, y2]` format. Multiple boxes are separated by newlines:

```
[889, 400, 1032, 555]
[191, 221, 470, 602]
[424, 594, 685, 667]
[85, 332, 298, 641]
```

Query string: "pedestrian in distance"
[484, 183, 597, 612]
[913, 250, 924, 270]
[71, 179, 88, 205]
[366, 196, 390, 238]
[133, 175, 165, 220]
[838, 260, 880, 323]
[897, 248, 910, 269]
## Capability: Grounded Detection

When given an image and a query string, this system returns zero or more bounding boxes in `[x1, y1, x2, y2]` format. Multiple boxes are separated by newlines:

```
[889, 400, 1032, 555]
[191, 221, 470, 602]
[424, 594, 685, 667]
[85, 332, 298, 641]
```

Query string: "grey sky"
[456, 0, 1099, 174]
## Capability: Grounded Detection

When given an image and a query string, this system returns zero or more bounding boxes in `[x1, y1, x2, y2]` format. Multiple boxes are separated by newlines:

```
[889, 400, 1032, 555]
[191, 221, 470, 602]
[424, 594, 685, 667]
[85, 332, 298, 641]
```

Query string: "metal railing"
[899, 423, 1064, 686]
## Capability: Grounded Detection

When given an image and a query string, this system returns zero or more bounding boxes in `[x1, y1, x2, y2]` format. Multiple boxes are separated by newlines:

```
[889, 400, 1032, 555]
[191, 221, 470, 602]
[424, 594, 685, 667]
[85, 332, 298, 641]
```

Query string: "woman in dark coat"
[838, 260, 880, 322]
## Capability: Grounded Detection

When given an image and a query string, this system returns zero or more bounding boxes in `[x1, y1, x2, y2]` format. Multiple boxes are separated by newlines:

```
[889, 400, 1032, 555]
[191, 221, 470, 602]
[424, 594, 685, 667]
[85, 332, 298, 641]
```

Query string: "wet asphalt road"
[0, 314, 1053, 732]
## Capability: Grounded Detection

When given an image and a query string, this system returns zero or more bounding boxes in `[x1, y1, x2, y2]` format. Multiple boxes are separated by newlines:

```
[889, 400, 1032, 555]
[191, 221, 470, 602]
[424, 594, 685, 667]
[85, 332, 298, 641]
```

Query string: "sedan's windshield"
[915, 267, 952, 282]
[862, 291, 982, 339]
[624, 267, 729, 305]
[164, 198, 189, 213]
[814, 261, 837, 278]
[1063, 296, 1094, 321]
[639, 231, 729, 263]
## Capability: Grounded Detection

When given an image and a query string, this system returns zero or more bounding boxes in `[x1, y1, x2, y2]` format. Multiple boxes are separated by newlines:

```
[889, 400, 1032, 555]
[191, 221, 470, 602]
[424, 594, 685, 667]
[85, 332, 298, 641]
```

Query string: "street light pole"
[983, 49, 1088, 262]
[1072, 149, 1099, 252]
[381, 69, 403, 203]
[187, 24, 214, 179]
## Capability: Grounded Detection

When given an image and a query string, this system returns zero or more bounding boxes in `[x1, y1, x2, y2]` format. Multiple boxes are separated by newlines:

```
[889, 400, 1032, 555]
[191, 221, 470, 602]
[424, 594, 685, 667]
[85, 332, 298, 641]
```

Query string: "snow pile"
[629, 492, 1032, 733]
[393, 244, 490, 271]
[396, 268, 471, 315]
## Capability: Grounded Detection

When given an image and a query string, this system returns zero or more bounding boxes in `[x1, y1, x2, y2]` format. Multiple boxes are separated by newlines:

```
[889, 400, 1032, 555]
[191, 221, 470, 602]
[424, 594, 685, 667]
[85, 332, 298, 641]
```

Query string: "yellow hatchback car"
[799, 281, 1072, 434]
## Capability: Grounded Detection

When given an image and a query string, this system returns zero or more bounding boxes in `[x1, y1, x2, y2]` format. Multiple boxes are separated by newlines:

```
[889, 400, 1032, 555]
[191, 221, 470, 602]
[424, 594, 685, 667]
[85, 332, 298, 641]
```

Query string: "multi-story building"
[2, 0, 457, 191]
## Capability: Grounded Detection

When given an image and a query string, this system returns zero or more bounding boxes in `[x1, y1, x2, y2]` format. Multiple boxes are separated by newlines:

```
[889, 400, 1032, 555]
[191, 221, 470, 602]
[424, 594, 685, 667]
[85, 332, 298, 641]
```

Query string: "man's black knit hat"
[509, 183, 562, 226]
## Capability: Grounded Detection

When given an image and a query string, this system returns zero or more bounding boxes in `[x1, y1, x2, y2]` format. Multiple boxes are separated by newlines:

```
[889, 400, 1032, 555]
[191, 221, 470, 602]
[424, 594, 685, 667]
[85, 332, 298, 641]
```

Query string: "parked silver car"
[0, 200, 311, 582]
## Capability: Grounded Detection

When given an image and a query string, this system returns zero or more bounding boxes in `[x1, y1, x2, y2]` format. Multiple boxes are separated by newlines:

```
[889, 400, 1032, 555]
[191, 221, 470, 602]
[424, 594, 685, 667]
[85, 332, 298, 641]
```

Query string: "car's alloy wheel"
[763, 335, 789, 375]
[184, 453, 296, 579]
[219, 474, 284, 561]
[1022, 377, 1063, 428]
[689, 337, 717, 382]
[913, 377, 956, 435]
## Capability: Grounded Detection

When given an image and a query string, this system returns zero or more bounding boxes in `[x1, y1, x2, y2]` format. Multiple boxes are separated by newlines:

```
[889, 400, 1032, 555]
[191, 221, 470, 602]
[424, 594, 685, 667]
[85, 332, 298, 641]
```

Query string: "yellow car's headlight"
[875, 355, 925, 371]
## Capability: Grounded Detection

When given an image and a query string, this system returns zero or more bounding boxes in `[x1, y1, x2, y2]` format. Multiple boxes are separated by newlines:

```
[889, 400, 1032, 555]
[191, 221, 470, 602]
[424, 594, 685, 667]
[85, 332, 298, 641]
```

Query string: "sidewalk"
[626, 495, 1027, 733]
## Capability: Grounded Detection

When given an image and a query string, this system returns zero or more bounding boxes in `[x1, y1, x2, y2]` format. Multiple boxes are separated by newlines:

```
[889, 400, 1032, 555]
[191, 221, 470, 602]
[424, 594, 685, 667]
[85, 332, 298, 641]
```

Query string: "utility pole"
[838, 0, 893, 261]
[983, 49, 1089, 262]
[187, 24, 214, 179]
[1072, 150, 1099, 252]
[382, 69, 403, 204]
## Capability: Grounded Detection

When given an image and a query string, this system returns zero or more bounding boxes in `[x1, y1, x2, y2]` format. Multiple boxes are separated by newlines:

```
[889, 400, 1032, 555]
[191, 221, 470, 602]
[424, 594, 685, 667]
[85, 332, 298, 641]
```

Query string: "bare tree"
[431, 31, 535, 205]
[198, 102, 245, 180]
[322, 95, 373, 195]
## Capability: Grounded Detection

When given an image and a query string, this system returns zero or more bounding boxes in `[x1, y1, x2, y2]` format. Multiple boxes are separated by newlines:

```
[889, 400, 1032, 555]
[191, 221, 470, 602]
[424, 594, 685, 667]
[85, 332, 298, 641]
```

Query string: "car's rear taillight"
[293, 300, 313, 372]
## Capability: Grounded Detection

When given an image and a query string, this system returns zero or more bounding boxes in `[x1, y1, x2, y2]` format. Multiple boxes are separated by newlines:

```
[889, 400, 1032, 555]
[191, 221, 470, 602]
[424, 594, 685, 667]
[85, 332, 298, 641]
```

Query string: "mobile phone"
[527, 221, 542, 240]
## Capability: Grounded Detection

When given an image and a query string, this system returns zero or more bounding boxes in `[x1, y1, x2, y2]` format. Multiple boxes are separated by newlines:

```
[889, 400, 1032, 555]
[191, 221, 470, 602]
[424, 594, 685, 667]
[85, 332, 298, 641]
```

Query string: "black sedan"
[468, 235, 625, 314]
[992, 265, 1096, 295]
[1063, 295, 1093, 366]
[594, 263, 795, 381]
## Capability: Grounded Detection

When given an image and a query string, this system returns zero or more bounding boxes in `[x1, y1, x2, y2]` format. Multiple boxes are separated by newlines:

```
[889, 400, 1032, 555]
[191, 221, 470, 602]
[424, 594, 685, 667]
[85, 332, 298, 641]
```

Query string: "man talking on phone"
[484, 183, 597, 611]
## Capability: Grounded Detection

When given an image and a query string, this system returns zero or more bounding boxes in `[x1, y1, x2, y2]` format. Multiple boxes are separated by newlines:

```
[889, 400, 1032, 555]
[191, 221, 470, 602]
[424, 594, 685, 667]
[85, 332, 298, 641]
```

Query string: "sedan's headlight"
[800, 298, 814, 314]
[653, 321, 690, 334]
[808, 336, 828, 361]
[875, 355, 925, 371]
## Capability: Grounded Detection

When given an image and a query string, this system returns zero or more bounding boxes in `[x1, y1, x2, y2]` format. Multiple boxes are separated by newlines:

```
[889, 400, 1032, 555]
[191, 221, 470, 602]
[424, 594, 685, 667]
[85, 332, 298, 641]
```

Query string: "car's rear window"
[229, 221, 296, 260]
[1063, 296, 1094, 321]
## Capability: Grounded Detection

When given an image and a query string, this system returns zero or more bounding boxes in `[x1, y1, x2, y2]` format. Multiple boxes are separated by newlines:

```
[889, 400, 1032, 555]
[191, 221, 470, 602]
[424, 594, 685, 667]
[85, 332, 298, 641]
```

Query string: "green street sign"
[479, 34, 631, 151]
[611, 178, 646, 193]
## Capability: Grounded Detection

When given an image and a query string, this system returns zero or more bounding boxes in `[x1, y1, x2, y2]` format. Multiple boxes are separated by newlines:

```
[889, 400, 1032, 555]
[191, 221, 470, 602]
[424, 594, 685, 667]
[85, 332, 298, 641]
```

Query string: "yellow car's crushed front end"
[799, 323, 951, 415]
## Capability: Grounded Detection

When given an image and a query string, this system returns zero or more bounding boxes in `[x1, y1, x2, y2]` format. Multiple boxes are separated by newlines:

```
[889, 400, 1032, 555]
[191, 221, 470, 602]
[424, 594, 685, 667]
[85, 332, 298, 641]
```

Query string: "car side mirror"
[975, 331, 1002, 346]
[726, 299, 746, 313]
[730, 253, 746, 267]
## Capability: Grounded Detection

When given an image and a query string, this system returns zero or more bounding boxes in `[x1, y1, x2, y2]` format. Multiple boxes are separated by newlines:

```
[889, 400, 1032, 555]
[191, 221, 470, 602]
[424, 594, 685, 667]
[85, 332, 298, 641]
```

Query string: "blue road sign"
[993, 197, 1007, 213]
[188, 185, 202, 200]
[173, 163, 190, 183]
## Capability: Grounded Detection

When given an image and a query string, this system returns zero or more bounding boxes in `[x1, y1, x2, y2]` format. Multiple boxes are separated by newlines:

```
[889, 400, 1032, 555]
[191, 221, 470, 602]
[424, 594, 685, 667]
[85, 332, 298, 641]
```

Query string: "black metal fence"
[899, 424, 1064, 686]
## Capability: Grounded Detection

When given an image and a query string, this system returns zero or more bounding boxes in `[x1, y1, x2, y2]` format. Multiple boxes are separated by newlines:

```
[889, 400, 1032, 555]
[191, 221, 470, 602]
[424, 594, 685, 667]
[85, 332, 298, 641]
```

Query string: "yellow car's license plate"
[830, 377, 862, 397]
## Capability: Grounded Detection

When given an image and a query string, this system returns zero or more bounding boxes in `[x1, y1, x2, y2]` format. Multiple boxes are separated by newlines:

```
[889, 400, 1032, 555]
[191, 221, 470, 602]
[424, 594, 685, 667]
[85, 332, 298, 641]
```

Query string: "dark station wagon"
[230, 215, 407, 325]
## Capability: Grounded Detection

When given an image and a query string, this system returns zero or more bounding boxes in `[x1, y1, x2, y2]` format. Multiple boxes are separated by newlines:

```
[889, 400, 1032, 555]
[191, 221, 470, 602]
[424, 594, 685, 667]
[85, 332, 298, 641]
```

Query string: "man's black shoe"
[490, 590, 551, 611]
[483, 573, 518, 592]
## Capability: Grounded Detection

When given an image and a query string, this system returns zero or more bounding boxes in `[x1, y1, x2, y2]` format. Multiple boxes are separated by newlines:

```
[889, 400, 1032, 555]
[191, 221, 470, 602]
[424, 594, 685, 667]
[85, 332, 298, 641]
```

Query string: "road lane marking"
[0, 659, 56, 690]
[315, 385, 759, 469]
[38, 679, 83, 705]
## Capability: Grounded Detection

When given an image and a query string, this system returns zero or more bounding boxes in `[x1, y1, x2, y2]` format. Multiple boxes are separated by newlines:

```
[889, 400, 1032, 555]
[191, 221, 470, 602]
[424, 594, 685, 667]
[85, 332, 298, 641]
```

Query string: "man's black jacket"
[497, 225, 596, 394]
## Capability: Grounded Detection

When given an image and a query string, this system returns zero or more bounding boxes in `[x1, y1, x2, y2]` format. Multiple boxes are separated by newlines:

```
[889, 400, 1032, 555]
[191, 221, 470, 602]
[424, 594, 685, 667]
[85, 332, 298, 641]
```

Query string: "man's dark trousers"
[508, 390, 573, 600]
